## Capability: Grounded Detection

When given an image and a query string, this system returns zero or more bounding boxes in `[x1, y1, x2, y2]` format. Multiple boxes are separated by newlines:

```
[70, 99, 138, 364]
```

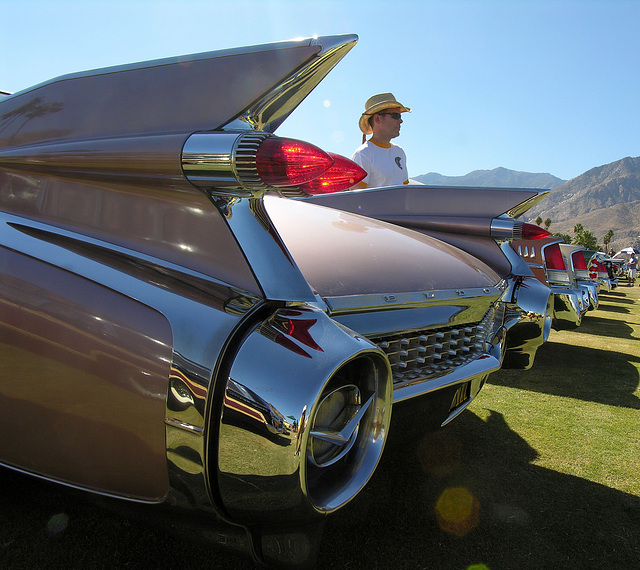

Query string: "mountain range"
[414, 167, 565, 189]
[414, 158, 640, 252]
[523, 157, 640, 252]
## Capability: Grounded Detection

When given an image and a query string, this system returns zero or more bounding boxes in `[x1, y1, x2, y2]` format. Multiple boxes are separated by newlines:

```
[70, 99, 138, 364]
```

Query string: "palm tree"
[573, 229, 598, 249]
[544, 218, 552, 230]
[603, 229, 614, 250]
[535, 216, 543, 226]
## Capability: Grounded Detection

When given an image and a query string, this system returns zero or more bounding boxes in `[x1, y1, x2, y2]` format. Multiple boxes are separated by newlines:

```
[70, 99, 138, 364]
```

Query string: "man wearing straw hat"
[351, 92, 411, 188]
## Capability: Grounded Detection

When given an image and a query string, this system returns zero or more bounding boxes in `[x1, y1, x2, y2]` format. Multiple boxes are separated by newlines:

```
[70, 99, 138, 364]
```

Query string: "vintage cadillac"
[558, 243, 600, 310]
[514, 236, 589, 329]
[0, 35, 552, 567]
[585, 251, 617, 291]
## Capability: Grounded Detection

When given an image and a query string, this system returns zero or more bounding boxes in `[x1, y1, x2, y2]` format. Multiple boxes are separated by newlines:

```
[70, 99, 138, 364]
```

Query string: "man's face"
[375, 106, 403, 140]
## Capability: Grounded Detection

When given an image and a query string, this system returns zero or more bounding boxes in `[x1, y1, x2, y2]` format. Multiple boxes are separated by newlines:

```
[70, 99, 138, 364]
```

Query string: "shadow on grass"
[600, 291, 636, 304]
[567, 315, 634, 339]
[489, 342, 640, 409]
[2, 409, 637, 570]
[321, 410, 640, 569]
[0, 468, 256, 569]
[594, 303, 630, 314]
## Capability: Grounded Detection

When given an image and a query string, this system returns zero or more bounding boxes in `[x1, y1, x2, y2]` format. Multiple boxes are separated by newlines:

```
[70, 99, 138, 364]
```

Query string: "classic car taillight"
[571, 251, 588, 270]
[255, 137, 334, 187]
[544, 243, 566, 270]
[182, 132, 360, 197]
[521, 223, 550, 240]
[296, 153, 366, 194]
[490, 220, 550, 241]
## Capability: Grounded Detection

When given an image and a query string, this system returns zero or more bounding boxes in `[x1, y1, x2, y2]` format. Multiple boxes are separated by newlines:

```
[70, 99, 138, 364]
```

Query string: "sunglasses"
[377, 112, 402, 120]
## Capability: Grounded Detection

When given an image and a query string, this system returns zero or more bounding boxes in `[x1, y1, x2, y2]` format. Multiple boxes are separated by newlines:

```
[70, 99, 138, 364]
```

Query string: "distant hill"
[414, 167, 565, 189]
[525, 156, 640, 252]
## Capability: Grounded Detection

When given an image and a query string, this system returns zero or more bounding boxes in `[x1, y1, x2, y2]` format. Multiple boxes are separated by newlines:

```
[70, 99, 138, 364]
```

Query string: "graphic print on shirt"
[395, 156, 403, 170]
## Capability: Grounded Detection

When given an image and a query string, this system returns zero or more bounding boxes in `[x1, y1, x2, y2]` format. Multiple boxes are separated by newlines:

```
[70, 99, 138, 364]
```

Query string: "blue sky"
[2, 0, 639, 181]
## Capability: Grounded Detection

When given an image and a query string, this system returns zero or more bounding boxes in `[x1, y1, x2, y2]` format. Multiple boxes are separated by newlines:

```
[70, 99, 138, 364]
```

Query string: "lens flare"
[46, 513, 69, 535]
[435, 487, 479, 536]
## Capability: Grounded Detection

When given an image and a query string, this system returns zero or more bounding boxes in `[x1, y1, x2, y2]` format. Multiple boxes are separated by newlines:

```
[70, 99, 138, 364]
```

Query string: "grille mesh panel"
[371, 306, 498, 386]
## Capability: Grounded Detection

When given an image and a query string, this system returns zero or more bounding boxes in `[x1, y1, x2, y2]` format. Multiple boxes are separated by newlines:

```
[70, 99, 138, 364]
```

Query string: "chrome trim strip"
[491, 218, 523, 240]
[500, 241, 535, 277]
[6, 215, 260, 305]
[506, 190, 550, 218]
[393, 353, 501, 403]
[0, 462, 164, 504]
[231, 35, 358, 133]
[164, 418, 205, 434]
[325, 284, 505, 314]
[211, 196, 322, 303]
[182, 131, 273, 195]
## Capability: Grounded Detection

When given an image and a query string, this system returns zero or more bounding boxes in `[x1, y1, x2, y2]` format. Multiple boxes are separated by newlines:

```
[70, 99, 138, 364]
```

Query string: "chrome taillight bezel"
[182, 132, 364, 198]
[182, 131, 273, 196]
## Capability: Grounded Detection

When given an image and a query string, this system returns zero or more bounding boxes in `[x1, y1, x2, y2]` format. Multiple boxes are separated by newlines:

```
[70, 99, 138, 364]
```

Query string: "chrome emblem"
[308, 385, 374, 468]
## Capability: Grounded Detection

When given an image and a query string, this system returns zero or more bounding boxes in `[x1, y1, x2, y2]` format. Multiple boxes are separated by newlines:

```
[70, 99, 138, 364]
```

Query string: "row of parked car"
[0, 34, 617, 568]
[513, 237, 617, 330]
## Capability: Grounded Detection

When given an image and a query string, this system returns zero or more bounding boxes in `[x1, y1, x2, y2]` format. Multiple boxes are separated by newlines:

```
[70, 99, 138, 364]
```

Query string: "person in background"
[351, 93, 411, 189]
[628, 252, 637, 286]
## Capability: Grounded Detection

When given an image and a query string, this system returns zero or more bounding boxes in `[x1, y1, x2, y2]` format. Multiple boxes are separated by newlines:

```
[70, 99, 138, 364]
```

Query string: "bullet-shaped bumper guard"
[217, 305, 392, 525]
[503, 277, 553, 370]
[551, 286, 586, 329]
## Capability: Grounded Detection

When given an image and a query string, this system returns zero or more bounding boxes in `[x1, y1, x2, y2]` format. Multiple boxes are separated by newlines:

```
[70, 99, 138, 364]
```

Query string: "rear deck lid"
[266, 196, 501, 297]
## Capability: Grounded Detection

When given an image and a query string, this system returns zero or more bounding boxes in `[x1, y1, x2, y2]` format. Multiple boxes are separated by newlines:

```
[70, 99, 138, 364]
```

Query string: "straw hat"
[358, 92, 411, 135]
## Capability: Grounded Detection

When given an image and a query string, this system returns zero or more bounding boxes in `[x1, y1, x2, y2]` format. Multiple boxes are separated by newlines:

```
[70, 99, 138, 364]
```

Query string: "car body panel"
[302, 187, 552, 371]
[0, 240, 172, 499]
[266, 195, 501, 295]
[0, 171, 262, 296]
[0, 41, 319, 148]
[303, 184, 548, 275]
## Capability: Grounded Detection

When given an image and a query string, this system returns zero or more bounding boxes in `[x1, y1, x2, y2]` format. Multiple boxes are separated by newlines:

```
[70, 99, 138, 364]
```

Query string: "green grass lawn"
[1, 286, 638, 569]
[320, 285, 640, 569]
[485, 285, 640, 496]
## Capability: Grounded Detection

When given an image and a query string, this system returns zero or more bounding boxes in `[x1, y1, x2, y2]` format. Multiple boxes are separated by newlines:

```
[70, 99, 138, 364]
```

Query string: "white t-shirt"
[351, 140, 409, 188]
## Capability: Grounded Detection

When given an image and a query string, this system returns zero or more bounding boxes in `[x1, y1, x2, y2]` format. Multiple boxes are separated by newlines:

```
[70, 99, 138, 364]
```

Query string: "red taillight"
[255, 137, 334, 187]
[296, 153, 366, 194]
[594, 261, 607, 273]
[544, 243, 566, 270]
[572, 251, 588, 270]
[521, 223, 551, 240]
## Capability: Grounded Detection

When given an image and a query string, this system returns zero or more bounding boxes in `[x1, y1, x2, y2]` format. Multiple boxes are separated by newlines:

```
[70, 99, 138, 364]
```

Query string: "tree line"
[534, 217, 614, 252]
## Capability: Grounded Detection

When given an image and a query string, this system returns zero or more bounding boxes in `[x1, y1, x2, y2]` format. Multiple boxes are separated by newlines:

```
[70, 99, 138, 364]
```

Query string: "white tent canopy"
[613, 247, 639, 259]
